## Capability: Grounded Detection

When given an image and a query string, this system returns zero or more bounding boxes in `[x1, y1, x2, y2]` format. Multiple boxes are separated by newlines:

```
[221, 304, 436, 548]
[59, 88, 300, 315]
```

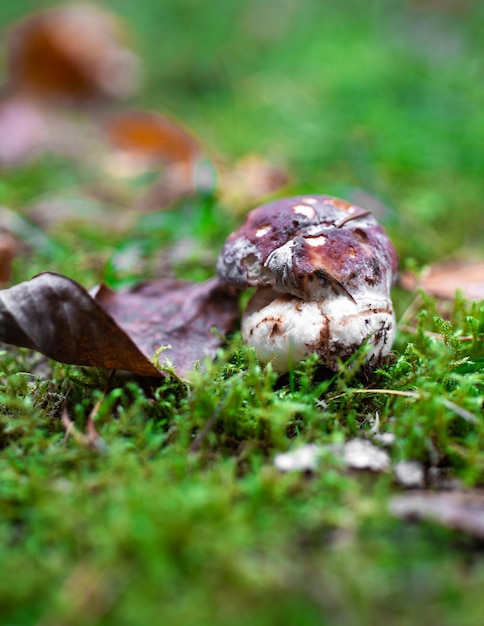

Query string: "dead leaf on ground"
[0, 4, 140, 168]
[0, 96, 48, 167]
[218, 154, 289, 213]
[5, 5, 140, 103]
[400, 261, 484, 301]
[101, 110, 215, 210]
[0, 272, 238, 378]
[0, 233, 18, 283]
[0, 94, 109, 169]
[390, 490, 484, 539]
[92, 277, 238, 374]
[103, 111, 201, 168]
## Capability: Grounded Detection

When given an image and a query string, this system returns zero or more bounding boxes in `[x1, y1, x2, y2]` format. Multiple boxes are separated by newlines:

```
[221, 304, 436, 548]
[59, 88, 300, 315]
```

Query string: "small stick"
[398, 293, 424, 325]
[61, 403, 89, 446]
[85, 370, 116, 450]
[330, 388, 479, 424]
[397, 324, 475, 342]
[335, 210, 372, 228]
[61, 371, 116, 450]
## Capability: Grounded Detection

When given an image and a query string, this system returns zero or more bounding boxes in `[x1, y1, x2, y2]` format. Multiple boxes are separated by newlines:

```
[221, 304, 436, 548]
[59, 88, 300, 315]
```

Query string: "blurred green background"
[1, 0, 483, 263]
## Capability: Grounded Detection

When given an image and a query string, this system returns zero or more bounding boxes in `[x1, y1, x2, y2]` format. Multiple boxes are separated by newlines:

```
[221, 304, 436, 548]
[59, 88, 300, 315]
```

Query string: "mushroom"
[216, 195, 398, 373]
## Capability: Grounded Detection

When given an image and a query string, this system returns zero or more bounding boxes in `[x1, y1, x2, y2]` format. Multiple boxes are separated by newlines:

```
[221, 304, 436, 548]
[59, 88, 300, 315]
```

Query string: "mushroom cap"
[216, 195, 398, 301]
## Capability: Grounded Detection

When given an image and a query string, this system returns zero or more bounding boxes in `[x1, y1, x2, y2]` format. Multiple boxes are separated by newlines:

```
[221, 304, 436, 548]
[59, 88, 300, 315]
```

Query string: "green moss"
[0, 0, 483, 623]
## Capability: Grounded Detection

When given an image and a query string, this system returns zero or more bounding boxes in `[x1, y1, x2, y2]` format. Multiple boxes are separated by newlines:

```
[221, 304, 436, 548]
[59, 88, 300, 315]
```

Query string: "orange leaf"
[400, 261, 484, 301]
[103, 111, 201, 165]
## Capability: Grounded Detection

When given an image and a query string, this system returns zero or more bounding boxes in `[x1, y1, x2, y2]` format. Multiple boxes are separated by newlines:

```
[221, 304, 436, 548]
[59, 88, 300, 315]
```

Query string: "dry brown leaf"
[103, 111, 201, 167]
[0, 272, 238, 377]
[100, 110, 215, 210]
[0, 233, 18, 283]
[218, 154, 289, 213]
[400, 261, 484, 301]
[92, 277, 238, 374]
[5, 5, 139, 103]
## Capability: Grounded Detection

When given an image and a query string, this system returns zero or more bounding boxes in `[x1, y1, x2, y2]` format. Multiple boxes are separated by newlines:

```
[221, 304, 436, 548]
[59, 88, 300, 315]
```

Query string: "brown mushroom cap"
[216, 195, 398, 301]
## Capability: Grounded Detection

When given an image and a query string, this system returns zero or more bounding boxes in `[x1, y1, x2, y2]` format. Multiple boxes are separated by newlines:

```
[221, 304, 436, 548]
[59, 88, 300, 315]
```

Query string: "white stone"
[274, 444, 321, 471]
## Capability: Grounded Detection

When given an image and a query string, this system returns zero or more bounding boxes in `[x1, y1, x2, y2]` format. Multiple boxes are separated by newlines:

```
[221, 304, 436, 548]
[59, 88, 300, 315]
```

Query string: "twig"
[61, 403, 89, 446]
[61, 372, 116, 451]
[335, 210, 372, 228]
[441, 399, 480, 424]
[330, 388, 479, 424]
[331, 388, 419, 401]
[85, 371, 116, 450]
[398, 323, 475, 342]
[189, 415, 217, 453]
[398, 293, 424, 325]
[189, 395, 229, 453]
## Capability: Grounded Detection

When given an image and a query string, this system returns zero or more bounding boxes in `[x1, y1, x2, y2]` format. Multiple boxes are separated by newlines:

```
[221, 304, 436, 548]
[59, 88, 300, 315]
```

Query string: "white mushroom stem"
[242, 287, 395, 374]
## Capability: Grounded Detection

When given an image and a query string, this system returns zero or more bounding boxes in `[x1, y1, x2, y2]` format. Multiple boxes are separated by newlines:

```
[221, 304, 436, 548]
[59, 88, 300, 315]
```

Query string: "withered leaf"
[0, 272, 238, 377]
[0, 96, 47, 167]
[92, 277, 239, 374]
[218, 154, 289, 213]
[6, 5, 139, 103]
[103, 111, 201, 166]
[0, 233, 18, 284]
[101, 111, 214, 210]
[400, 261, 484, 301]
[390, 490, 484, 539]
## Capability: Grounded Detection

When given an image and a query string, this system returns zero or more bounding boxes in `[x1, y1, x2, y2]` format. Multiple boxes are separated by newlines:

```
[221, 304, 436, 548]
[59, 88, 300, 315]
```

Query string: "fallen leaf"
[1, 8, 212, 212]
[0, 272, 238, 377]
[92, 277, 238, 374]
[390, 491, 484, 539]
[136, 159, 215, 211]
[101, 110, 214, 209]
[400, 261, 484, 301]
[218, 154, 289, 213]
[5, 5, 139, 103]
[103, 111, 201, 167]
[0, 96, 47, 167]
[0, 94, 108, 168]
[0, 233, 18, 283]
